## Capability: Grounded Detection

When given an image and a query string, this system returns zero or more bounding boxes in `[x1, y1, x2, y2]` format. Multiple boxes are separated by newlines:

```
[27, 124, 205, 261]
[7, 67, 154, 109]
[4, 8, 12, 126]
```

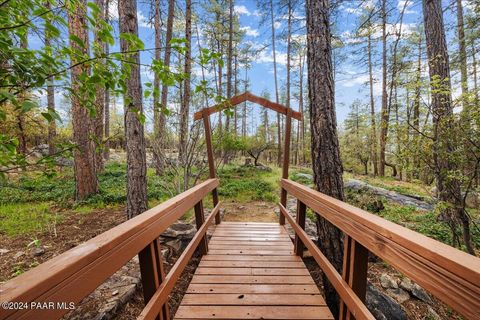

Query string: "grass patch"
[217, 165, 279, 203]
[0, 203, 60, 236]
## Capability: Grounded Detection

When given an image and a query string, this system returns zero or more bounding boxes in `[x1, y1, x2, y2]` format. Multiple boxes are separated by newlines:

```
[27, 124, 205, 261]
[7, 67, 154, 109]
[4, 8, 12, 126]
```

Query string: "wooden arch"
[193, 91, 303, 121]
[194, 91, 303, 225]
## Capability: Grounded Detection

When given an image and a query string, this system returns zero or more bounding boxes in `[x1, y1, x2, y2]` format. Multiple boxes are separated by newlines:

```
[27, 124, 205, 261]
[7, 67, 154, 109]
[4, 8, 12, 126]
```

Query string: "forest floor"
[0, 161, 477, 319]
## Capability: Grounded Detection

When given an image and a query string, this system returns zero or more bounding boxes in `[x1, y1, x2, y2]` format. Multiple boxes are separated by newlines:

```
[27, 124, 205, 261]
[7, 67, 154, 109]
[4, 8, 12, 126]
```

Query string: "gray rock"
[399, 278, 413, 292]
[0, 248, 10, 255]
[411, 283, 433, 303]
[31, 247, 45, 257]
[386, 288, 410, 304]
[162, 222, 196, 239]
[14, 251, 25, 259]
[345, 179, 434, 211]
[366, 283, 407, 320]
[295, 173, 313, 181]
[380, 273, 398, 289]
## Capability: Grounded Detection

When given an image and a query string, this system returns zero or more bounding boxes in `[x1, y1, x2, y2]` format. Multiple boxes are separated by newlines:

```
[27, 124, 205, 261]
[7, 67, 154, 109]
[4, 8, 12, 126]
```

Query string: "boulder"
[366, 283, 407, 320]
[161, 222, 196, 240]
[380, 273, 398, 289]
[295, 173, 313, 182]
[399, 278, 413, 292]
[411, 283, 433, 303]
[386, 288, 410, 304]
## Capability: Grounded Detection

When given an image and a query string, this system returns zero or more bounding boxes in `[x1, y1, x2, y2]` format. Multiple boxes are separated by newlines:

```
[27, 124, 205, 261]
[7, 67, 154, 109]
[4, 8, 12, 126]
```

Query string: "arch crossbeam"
[193, 91, 303, 121]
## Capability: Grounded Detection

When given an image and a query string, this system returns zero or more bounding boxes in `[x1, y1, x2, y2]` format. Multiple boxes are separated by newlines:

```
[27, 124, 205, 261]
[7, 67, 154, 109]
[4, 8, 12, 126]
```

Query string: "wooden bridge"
[1, 92, 480, 320]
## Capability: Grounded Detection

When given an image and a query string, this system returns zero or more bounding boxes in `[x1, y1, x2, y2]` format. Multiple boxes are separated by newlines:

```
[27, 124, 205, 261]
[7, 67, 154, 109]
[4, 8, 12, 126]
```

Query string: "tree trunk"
[270, 0, 281, 166]
[152, 0, 163, 174]
[103, 0, 110, 161]
[456, 0, 469, 107]
[379, 0, 388, 176]
[367, 32, 378, 176]
[299, 49, 305, 165]
[412, 34, 422, 179]
[118, 0, 148, 218]
[45, 0, 56, 156]
[68, 0, 98, 200]
[225, 0, 234, 134]
[178, 0, 192, 183]
[94, 0, 106, 172]
[306, 0, 345, 316]
[422, 0, 475, 255]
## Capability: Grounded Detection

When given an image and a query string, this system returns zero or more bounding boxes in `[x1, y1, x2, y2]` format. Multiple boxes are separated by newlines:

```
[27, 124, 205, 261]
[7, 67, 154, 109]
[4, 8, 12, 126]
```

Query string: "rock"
[399, 278, 413, 292]
[111, 290, 119, 296]
[164, 239, 182, 253]
[386, 288, 410, 304]
[366, 283, 407, 320]
[295, 173, 313, 182]
[237, 206, 246, 210]
[31, 246, 45, 257]
[345, 179, 434, 211]
[162, 222, 196, 239]
[14, 251, 25, 259]
[411, 283, 432, 303]
[427, 306, 441, 320]
[0, 248, 10, 255]
[380, 273, 398, 289]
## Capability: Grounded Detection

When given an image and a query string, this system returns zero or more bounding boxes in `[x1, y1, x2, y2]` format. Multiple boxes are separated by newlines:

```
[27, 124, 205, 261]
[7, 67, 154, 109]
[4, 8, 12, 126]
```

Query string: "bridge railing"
[0, 178, 221, 320]
[279, 178, 480, 320]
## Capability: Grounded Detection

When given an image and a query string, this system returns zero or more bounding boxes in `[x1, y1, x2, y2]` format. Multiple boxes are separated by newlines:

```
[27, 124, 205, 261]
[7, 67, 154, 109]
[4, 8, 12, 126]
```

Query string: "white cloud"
[397, 0, 415, 14]
[256, 49, 287, 65]
[274, 21, 282, 29]
[138, 11, 151, 28]
[240, 26, 259, 37]
[234, 5, 250, 16]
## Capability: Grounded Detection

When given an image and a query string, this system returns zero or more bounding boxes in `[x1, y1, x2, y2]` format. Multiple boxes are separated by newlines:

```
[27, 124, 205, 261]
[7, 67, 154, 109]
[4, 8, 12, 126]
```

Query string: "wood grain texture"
[174, 222, 333, 320]
[193, 91, 302, 121]
[281, 179, 480, 319]
[0, 179, 219, 320]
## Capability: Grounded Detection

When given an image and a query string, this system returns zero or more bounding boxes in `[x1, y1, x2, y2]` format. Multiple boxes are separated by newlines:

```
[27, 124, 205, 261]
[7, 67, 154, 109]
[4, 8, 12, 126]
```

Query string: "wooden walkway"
[175, 222, 334, 320]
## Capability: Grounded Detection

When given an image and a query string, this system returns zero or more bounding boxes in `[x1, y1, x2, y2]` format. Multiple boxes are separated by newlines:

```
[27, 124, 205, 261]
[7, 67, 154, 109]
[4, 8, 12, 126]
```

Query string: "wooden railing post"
[194, 200, 209, 255]
[339, 235, 369, 320]
[202, 112, 220, 224]
[294, 200, 306, 256]
[138, 238, 169, 320]
[280, 109, 292, 225]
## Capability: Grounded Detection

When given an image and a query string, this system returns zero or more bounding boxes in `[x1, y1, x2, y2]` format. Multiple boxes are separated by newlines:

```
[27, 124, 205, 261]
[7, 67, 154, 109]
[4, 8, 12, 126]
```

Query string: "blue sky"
[30, 0, 471, 131]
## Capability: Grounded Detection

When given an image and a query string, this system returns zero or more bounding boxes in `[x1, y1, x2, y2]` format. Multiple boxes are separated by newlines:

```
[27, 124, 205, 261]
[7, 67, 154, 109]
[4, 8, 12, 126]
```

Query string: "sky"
[29, 0, 471, 131]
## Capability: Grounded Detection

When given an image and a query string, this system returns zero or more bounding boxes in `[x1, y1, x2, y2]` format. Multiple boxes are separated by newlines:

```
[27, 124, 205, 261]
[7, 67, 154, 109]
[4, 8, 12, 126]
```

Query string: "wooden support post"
[339, 235, 369, 320]
[280, 109, 292, 225]
[138, 238, 169, 320]
[294, 200, 306, 256]
[202, 112, 220, 224]
[194, 200, 208, 255]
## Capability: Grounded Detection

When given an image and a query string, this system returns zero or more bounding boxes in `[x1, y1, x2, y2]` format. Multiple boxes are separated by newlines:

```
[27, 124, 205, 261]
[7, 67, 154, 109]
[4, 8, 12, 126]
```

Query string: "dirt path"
[220, 200, 278, 222]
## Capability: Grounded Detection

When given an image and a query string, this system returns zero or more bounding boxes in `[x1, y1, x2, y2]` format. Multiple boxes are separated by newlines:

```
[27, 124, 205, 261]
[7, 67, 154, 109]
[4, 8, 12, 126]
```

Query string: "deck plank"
[174, 222, 333, 320]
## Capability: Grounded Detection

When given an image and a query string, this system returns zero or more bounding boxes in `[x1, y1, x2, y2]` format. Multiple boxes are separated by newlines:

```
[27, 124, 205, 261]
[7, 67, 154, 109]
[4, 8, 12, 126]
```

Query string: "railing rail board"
[0, 178, 219, 320]
[281, 178, 480, 319]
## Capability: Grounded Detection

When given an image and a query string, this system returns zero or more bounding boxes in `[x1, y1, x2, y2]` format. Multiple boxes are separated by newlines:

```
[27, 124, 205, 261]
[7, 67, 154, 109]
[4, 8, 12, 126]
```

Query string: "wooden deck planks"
[174, 222, 333, 320]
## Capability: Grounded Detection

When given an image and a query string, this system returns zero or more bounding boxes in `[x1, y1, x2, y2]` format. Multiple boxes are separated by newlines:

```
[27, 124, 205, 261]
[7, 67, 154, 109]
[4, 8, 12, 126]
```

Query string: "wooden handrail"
[279, 204, 375, 320]
[0, 178, 219, 320]
[281, 178, 480, 319]
[139, 202, 222, 320]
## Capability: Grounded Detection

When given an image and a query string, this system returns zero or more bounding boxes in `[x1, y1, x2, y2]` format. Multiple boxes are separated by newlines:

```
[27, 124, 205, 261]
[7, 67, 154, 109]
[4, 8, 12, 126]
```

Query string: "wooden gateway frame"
[193, 91, 303, 225]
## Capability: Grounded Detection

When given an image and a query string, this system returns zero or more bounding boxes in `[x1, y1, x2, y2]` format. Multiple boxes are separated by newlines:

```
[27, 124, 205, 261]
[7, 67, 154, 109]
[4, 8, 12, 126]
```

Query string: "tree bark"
[422, 0, 475, 255]
[225, 0, 234, 134]
[456, 0, 469, 106]
[45, 0, 56, 156]
[412, 34, 422, 179]
[379, 0, 388, 176]
[118, 0, 148, 218]
[367, 31, 378, 176]
[306, 0, 345, 316]
[178, 0, 192, 180]
[68, 0, 98, 200]
[270, 0, 281, 166]
[94, 0, 106, 172]
[103, 0, 110, 161]
[152, 0, 163, 174]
